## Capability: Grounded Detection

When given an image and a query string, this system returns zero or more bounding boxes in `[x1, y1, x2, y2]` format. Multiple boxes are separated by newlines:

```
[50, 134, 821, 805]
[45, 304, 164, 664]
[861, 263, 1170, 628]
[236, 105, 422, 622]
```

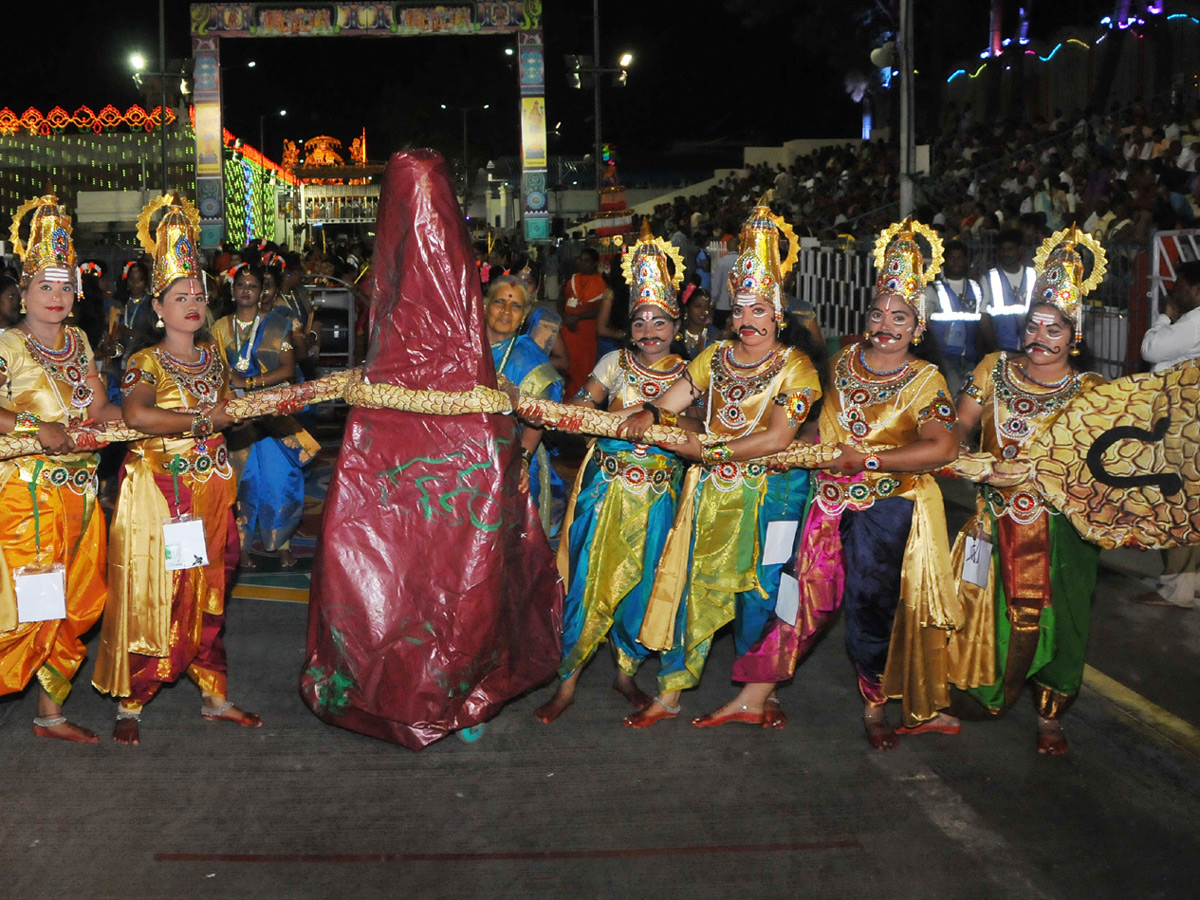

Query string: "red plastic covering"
[300, 150, 563, 749]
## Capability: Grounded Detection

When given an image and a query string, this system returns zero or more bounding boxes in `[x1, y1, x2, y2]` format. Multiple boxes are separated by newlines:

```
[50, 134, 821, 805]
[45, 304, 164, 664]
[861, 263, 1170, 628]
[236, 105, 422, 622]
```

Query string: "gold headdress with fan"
[138, 194, 203, 297]
[728, 193, 798, 324]
[9, 194, 79, 293]
[872, 218, 944, 327]
[1031, 225, 1107, 347]
[621, 218, 686, 319]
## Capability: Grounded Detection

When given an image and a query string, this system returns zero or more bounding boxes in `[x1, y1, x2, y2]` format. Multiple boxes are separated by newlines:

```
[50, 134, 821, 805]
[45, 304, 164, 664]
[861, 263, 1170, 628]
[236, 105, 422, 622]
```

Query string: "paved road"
[2, 486, 1198, 900]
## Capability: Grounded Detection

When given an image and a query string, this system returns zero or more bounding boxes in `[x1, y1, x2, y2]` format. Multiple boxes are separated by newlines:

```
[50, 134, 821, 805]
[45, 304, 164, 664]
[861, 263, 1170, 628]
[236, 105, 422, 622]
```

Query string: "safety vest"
[986, 266, 1036, 352]
[930, 278, 982, 362]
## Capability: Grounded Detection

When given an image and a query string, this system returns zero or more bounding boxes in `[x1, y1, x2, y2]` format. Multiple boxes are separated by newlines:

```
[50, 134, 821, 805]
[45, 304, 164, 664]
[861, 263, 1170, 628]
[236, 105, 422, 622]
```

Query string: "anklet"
[33, 715, 67, 727]
[653, 696, 682, 715]
[201, 700, 234, 717]
[116, 709, 142, 721]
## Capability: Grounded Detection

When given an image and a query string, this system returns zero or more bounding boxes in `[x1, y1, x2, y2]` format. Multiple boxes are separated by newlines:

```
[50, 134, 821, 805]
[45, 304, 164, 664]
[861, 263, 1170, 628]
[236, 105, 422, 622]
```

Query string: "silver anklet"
[33, 715, 67, 727]
[201, 700, 234, 717]
[116, 709, 142, 721]
[653, 695, 682, 715]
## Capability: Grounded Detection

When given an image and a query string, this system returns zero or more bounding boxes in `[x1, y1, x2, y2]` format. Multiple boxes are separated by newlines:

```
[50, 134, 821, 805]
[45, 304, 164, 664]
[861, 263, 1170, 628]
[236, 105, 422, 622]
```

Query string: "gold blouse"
[963, 351, 1103, 523]
[591, 349, 687, 412]
[689, 341, 821, 440]
[122, 342, 233, 483]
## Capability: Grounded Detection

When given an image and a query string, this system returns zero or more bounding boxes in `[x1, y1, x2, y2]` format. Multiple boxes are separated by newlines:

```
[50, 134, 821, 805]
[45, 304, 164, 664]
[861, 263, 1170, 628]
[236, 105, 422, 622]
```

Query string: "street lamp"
[127, 1, 173, 196]
[440, 103, 490, 207]
[259, 109, 287, 154]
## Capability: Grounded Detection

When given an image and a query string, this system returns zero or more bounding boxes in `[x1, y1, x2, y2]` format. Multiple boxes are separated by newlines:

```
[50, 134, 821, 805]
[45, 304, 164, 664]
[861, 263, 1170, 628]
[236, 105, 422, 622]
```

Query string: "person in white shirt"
[709, 234, 739, 330]
[1133, 259, 1200, 609]
[980, 229, 1036, 353]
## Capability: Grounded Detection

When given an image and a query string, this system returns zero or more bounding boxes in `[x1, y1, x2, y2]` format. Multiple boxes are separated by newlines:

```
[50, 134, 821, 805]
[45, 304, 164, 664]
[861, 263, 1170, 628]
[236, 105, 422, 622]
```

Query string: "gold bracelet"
[660, 409, 678, 428]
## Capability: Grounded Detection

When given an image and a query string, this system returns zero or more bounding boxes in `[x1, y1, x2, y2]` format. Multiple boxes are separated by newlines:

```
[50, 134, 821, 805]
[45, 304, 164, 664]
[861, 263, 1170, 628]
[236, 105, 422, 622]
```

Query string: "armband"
[700, 442, 733, 467]
[13, 411, 40, 434]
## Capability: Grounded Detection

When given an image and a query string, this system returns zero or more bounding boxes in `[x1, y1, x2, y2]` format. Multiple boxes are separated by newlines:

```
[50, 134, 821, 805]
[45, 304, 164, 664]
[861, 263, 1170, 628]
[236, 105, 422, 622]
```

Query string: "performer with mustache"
[534, 223, 689, 724]
[946, 227, 1106, 756]
[618, 198, 822, 728]
[728, 219, 961, 749]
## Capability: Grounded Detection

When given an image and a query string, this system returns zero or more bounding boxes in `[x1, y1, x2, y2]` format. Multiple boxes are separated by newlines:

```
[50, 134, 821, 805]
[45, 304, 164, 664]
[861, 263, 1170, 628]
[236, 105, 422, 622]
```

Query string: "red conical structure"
[300, 150, 562, 748]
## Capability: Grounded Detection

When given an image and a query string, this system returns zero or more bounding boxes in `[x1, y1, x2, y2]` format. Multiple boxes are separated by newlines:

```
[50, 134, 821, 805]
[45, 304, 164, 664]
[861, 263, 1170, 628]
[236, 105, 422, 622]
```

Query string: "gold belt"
[595, 448, 679, 494]
[12, 455, 98, 495]
[814, 471, 916, 514]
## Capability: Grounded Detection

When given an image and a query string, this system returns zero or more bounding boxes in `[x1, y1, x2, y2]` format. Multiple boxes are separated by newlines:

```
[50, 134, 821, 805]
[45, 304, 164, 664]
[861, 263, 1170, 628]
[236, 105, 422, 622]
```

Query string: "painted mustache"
[1024, 342, 1061, 356]
[870, 331, 906, 342]
[739, 324, 770, 336]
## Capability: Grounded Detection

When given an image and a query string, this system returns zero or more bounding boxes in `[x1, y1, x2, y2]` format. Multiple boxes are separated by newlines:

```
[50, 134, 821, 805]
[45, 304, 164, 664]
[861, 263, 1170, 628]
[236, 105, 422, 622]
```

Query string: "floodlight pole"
[593, 0, 602, 208]
[898, 0, 915, 217]
[159, 0, 169, 195]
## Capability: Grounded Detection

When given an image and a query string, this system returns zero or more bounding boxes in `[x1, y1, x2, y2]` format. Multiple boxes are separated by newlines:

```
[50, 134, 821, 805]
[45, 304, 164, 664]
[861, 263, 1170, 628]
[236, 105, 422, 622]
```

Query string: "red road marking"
[156, 840, 861, 863]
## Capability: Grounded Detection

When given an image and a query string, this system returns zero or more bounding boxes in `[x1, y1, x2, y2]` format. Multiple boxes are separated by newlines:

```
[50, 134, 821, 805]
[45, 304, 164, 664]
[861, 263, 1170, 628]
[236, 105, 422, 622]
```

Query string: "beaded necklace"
[991, 353, 1083, 458]
[22, 327, 93, 411]
[618, 349, 686, 403]
[231, 314, 262, 373]
[706, 343, 789, 436]
[155, 345, 223, 407]
[834, 348, 926, 442]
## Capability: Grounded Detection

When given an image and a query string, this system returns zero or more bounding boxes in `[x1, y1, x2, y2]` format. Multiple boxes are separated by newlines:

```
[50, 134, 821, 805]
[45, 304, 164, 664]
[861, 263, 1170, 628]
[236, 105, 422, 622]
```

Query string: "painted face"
[630, 306, 677, 355]
[233, 271, 263, 311]
[731, 296, 775, 347]
[22, 268, 76, 325]
[866, 293, 921, 349]
[155, 278, 208, 335]
[686, 294, 712, 329]
[485, 284, 527, 340]
[1023, 303, 1071, 362]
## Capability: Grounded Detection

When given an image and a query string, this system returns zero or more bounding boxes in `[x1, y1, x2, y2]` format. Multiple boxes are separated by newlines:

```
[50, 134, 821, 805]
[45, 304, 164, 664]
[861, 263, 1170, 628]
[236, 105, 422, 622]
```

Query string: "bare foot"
[279, 547, 298, 569]
[534, 690, 575, 724]
[612, 673, 651, 709]
[895, 712, 961, 736]
[862, 707, 899, 751]
[202, 703, 263, 727]
[113, 717, 141, 745]
[239, 552, 257, 569]
[1036, 716, 1068, 756]
[33, 719, 99, 743]
[763, 695, 787, 729]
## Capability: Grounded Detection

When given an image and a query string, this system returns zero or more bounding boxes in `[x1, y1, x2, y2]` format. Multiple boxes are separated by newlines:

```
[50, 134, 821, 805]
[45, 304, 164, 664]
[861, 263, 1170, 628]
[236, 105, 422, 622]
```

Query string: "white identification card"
[762, 520, 800, 566]
[14, 563, 67, 623]
[962, 536, 993, 588]
[775, 572, 801, 627]
[162, 516, 209, 571]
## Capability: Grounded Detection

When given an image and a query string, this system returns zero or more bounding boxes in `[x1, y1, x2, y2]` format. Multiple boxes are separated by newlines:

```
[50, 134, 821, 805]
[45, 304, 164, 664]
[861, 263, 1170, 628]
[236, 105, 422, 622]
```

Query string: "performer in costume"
[487, 275, 564, 534]
[619, 197, 821, 728]
[534, 222, 690, 723]
[947, 227, 1107, 756]
[729, 220, 961, 749]
[300, 151, 562, 750]
[212, 263, 319, 569]
[93, 195, 261, 744]
[0, 194, 122, 742]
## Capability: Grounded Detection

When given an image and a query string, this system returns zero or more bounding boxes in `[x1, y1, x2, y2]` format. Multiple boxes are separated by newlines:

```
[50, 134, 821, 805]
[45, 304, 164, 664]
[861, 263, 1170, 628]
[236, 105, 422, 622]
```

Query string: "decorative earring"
[155, 315, 164, 328]
[19, 298, 27, 314]
[1070, 344, 1080, 357]
[862, 330, 871, 340]
[912, 333, 923, 345]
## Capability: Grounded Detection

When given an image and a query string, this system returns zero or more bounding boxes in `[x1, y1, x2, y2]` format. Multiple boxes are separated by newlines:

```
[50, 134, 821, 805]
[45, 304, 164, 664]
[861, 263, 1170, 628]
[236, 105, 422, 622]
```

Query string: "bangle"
[190, 412, 213, 438]
[660, 409, 678, 428]
[863, 453, 882, 471]
[521, 447, 534, 464]
[246, 376, 257, 391]
[641, 402, 661, 425]
[701, 442, 733, 467]
[13, 411, 40, 434]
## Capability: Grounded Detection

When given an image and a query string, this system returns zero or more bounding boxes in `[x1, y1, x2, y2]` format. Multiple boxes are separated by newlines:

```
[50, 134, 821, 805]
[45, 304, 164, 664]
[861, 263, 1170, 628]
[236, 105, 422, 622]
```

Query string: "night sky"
[7, 1, 1119, 181]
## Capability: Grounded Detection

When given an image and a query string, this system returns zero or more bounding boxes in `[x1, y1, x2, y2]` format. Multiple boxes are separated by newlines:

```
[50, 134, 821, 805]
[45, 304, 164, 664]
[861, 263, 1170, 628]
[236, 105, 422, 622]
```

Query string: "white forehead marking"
[40, 267, 72, 283]
[1031, 311, 1057, 326]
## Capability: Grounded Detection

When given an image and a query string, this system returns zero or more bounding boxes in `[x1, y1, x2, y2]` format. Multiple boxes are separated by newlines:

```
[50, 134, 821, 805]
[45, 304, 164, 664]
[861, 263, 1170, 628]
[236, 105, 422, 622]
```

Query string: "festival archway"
[189, 2, 547, 247]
